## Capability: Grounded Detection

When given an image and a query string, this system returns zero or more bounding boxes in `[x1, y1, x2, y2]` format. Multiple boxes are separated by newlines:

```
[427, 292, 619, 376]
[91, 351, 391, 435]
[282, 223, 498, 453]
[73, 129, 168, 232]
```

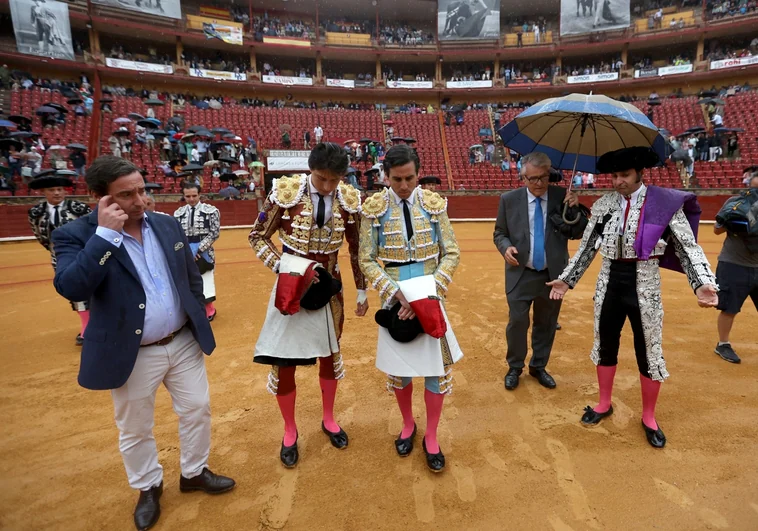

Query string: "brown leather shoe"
[179, 468, 235, 494]
[134, 482, 162, 531]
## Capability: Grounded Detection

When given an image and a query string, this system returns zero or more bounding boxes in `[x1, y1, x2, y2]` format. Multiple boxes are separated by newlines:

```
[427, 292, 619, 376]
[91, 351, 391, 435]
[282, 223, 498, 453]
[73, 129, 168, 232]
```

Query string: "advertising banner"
[189, 68, 246, 81]
[709, 56, 758, 70]
[262, 75, 314, 86]
[387, 80, 434, 89]
[267, 150, 311, 172]
[326, 78, 355, 88]
[105, 58, 174, 74]
[567, 72, 619, 84]
[446, 80, 493, 88]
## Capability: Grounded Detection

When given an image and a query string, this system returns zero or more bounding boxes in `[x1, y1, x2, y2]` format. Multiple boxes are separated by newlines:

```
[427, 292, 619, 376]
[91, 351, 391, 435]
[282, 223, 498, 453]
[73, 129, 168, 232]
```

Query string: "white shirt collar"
[526, 188, 548, 203]
[623, 183, 646, 203]
[388, 186, 416, 206]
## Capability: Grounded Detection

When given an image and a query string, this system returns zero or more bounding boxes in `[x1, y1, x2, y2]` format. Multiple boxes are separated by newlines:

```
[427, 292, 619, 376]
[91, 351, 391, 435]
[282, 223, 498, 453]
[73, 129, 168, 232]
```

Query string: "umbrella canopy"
[250, 161, 265, 168]
[469, 144, 483, 150]
[43, 103, 68, 113]
[128, 113, 145, 121]
[233, 169, 249, 176]
[67, 97, 83, 105]
[194, 130, 212, 138]
[383, 119, 394, 125]
[0, 138, 24, 150]
[219, 173, 237, 182]
[647, 99, 662, 106]
[217, 156, 237, 164]
[48, 145, 67, 151]
[212, 127, 231, 134]
[715, 127, 744, 134]
[182, 163, 205, 172]
[697, 97, 725, 106]
[173, 132, 187, 140]
[204, 160, 220, 167]
[360, 137, 373, 143]
[100, 97, 114, 104]
[187, 125, 207, 133]
[114, 117, 132, 124]
[66, 143, 87, 151]
[498, 93, 667, 175]
[145, 182, 163, 191]
[10, 131, 37, 138]
[211, 141, 231, 149]
[137, 119, 160, 129]
[405, 137, 416, 143]
[0, 119, 17, 129]
[219, 186, 240, 198]
[222, 133, 237, 139]
[35, 106, 59, 115]
[151, 129, 169, 137]
[670, 148, 692, 165]
[279, 124, 292, 132]
[482, 138, 494, 144]
[56, 169, 79, 177]
[685, 126, 705, 133]
[144, 99, 164, 106]
[391, 136, 406, 142]
[8, 115, 31, 124]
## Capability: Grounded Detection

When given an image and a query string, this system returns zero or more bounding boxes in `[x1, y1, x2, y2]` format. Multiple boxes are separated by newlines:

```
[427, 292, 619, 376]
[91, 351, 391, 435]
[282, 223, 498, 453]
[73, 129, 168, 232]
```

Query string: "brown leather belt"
[143, 323, 187, 348]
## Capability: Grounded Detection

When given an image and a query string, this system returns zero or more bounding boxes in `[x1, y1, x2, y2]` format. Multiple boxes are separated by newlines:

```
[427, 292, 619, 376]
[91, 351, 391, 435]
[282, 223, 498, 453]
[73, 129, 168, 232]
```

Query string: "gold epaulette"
[417, 187, 447, 223]
[271, 174, 307, 219]
[360, 188, 390, 226]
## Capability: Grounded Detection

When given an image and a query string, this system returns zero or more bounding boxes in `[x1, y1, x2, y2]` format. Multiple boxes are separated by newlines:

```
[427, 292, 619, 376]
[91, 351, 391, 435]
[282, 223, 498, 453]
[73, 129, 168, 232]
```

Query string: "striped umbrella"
[498, 93, 668, 223]
[499, 93, 668, 174]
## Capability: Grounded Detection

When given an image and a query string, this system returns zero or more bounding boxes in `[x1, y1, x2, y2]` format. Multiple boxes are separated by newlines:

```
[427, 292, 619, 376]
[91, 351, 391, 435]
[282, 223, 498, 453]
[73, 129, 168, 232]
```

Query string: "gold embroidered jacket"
[248, 174, 367, 289]
[359, 186, 460, 306]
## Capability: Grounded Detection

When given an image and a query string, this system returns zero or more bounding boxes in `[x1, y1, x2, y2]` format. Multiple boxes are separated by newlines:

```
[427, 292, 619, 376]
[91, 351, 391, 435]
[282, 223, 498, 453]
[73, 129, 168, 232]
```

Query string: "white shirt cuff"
[95, 226, 123, 247]
[356, 289, 367, 305]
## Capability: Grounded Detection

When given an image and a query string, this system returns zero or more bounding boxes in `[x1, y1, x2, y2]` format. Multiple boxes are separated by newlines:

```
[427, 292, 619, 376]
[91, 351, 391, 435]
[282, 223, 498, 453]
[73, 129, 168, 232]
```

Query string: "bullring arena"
[1, 221, 756, 530]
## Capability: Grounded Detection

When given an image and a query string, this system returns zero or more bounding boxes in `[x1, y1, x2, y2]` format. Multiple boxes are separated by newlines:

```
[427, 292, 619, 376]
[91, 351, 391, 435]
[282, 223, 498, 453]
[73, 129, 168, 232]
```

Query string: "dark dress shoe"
[75, 334, 84, 346]
[395, 424, 417, 457]
[422, 438, 445, 473]
[556, 323, 562, 330]
[180, 467, 235, 494]
[529, 368, 556, 389]
[134, 482, 162, 531]
[504, 368, 522, 390]
[581, 405, 614, 425]
[641, 420, 666, 448]
[280, 434, 299, 468]
[322, 422, 349, 449]
[208, 311, 217, 322]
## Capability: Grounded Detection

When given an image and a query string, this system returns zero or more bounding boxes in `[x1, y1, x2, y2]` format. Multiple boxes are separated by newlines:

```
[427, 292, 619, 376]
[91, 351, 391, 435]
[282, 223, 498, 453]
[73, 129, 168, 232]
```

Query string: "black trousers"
[597, 261, 653, 376]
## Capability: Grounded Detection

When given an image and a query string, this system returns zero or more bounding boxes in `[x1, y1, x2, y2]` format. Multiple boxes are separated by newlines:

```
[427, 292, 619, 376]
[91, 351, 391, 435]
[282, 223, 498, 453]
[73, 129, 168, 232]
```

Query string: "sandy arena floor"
[0, 223, 756, 531]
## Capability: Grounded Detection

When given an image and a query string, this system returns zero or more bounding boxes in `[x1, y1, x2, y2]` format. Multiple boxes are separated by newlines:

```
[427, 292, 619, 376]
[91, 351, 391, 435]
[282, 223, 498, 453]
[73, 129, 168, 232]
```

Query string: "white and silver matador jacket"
[557, 185, 716, 381]
[173, 202, 221, 262]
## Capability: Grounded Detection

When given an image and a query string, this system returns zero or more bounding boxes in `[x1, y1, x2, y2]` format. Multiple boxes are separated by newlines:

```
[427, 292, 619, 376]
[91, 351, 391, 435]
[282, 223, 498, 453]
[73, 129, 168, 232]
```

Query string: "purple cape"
[633, 185, 702, 273]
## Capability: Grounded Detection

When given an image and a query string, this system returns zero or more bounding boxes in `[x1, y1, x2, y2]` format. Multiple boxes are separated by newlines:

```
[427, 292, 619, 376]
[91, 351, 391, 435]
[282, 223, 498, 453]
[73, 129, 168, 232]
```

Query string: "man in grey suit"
[493, 152, 583, 390]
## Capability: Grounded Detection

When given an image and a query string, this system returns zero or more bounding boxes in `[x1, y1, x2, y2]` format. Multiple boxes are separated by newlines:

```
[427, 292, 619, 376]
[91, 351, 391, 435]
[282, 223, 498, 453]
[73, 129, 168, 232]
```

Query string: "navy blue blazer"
[52, 210, 216, 390]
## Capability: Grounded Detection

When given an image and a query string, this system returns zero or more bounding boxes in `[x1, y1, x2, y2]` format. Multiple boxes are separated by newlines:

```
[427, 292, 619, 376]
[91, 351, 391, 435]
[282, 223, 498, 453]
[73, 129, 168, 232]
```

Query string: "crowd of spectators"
[108, 44, 173, 66]
[230, 5, 250, 27]
[382, 68, 432, 82]
[321, 19, 374, 34]
[500, 63, 557, 83]
[259, 61, 313, 78]
[184, 51, 250, 73]
[251, 15, 315, 41]
[324, 71, 374, 81]
[565, 58, 625, 76]
[449, 64, 493, 81]
[706, 0, 758, 20]
[705, 40, 757, 61]
[378, 24, 434, 46]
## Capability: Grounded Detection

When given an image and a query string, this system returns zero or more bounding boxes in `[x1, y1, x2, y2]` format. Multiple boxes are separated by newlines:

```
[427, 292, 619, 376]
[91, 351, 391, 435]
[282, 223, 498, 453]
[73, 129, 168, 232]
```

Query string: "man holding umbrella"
[547, 146, 718, 448]
[68, 144, 87, 178]
[27, 169, 92, 345]
[174, 182, 220, 321]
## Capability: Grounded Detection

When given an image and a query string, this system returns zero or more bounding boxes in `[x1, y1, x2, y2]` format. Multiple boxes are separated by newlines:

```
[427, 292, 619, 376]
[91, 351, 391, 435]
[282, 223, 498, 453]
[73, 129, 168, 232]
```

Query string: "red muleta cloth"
[275, 253, 319, 315]
[396, 275, 447, 339]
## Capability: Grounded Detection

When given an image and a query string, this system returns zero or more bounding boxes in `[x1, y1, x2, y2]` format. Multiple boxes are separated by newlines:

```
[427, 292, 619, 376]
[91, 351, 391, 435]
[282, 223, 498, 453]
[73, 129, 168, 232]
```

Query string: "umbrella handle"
[562, 200, 581, 225]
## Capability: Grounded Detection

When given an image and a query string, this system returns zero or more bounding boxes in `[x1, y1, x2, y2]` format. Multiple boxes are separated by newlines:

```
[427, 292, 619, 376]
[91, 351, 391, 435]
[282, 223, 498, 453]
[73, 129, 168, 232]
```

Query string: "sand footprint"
[752, 502, 758, 515]
[451, 463, 477, 502]
[478, 439, 507, 472]
[653, 478, 694, 507]
[512, 435, 549, 471]
[260, 470, 299, 529]
[548, 515, 577, 531]
[546, 438, 600, 530]
[454, 371, 468, 386]
[161, 498, 201, 526]
[412, 474, 436, 523]
[610, 398, 633, 429]
[697, 508, 728, 529]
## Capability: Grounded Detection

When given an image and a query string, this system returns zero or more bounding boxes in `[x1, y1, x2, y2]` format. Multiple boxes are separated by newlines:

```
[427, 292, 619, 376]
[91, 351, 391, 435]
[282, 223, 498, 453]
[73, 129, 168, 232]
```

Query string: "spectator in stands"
[712, 173, 758, 364]
[486, 143, 495, 162]
[678, 17, 686, 29]
[726, 134, 739, 160]
[708, 133, 721, 162]
[573, 172, 583, 188]
[654, 8, 663, 28]
[583, 172, 595, 188]
[711, 111, 724, 127]
[516, 27, 523, 47]
[533, 24, 540, 44]
[314, 123, 323, 144]
[70, 149, 86, 178]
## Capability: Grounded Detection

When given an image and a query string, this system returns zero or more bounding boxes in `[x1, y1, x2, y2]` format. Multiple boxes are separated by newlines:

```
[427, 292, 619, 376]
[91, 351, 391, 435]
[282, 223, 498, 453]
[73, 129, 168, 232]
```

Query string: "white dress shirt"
[308, 175, 333, 224]
[388, 186, 417, 242]
[47, 202, 62, 226]
[526, 189, 548, 269]
[618, 184, 646, 234]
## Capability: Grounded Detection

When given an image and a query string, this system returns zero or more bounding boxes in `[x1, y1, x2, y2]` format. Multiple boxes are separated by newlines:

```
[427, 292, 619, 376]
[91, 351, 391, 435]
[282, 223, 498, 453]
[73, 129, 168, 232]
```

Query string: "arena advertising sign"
[438, 0, 500, 41]
[326, 79, 355, 88]
[567, 72, 619, 84]
[190, 68, 246, 81]
[10, 0, 75, 61]
[354, 80, 374, 88]
[202, 22, 243, 45]
[559, 0, 631, 36]
[634, 64, 693, 78]
[446, 80, 493, 88]
[710, 56, 758, 71]
[105, 58, 174, 74]
[262, 75, 314, 86]
[91, 0, 181, 20]
[387, 80, 435, 89]
[267, 150, 311, 172]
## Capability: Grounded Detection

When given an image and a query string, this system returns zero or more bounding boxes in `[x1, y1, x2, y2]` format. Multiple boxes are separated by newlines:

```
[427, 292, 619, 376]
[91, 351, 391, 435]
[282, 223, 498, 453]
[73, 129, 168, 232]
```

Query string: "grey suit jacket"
[493, 185, 571, 294]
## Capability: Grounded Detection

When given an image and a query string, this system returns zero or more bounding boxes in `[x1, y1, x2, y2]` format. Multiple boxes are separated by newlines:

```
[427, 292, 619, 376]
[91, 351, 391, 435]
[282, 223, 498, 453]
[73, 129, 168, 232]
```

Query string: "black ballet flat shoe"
[280, 434, 299, 468]
[422, 437, 445, 473]
[641, 420, 666, 449]
[580, 405, 614, 425]
[75, 334, 84, 346]
[322, 422, 349, 449]
[394, 424, 417, 457]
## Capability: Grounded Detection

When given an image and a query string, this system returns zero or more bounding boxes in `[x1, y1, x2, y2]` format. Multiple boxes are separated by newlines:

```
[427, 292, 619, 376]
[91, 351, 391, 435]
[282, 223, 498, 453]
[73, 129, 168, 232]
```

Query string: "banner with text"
[262, 75, 313, 86]
[262, 36, 311, 47]
[438, 0, 500, 41]
[105, 58, 174, 74]
[354, 80, 375, 88]
[10, 0, 75, 61]
[446, 80, 493, 88]
[635, 64, 693, 78]
[190, 68, 246, 81]
[327, 79, 355, 88]
[267, 150, 311, 172]
[203, 22, 243, 45]
[387, 80, 434, 89]
[710, 56, 758, 71]
[92, 0, 181, 20]
[567, 72, 619, 84]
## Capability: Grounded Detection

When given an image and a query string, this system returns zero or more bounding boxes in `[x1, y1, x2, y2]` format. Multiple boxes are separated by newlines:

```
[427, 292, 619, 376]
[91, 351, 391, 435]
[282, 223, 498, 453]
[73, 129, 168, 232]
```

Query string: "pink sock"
[424, 389, 445, 454]
[319, 378, 341, 433]
[594, 365, 617, 413]
[205, 302, 215, 318]
[394, 382, 415, 438]
[640, 374, 661, 430]
[276, 390, 298, 446]
[78, 310, 90, 336]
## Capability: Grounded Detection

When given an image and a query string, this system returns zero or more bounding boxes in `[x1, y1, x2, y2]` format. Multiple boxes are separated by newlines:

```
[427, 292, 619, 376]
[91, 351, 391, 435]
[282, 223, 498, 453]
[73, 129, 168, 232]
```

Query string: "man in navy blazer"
[52, 156, 235, 531]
